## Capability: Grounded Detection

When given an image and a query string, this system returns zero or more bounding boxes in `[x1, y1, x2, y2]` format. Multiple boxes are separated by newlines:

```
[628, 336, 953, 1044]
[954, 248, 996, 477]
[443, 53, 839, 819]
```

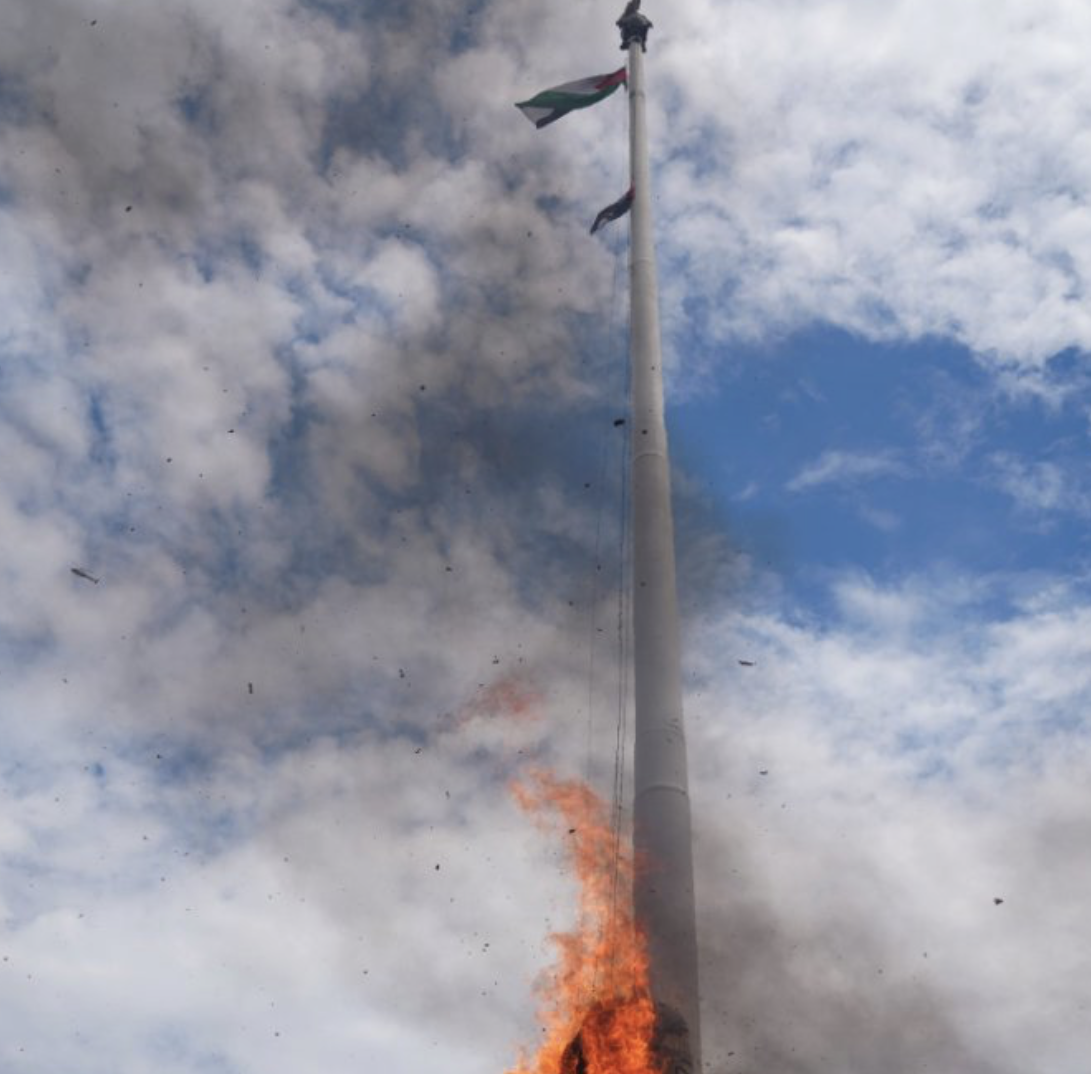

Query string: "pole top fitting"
[617, 0, 652, 52]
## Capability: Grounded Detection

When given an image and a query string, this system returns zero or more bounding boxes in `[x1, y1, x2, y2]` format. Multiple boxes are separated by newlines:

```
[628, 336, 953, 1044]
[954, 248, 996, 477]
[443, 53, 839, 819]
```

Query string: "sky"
[1, 1, 1090, 1072]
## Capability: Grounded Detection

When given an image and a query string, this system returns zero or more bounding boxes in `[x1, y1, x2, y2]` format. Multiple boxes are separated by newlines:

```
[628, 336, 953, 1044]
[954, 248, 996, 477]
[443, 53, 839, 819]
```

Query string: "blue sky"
[1, 2, 1091, 1073]
[673, 327, 1091, 608]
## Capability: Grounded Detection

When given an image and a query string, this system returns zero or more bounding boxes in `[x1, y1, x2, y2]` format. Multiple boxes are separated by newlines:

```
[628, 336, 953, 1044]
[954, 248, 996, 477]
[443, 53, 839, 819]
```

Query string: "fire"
[447, 674, 543, 730]
[506, 770, 661, 1074]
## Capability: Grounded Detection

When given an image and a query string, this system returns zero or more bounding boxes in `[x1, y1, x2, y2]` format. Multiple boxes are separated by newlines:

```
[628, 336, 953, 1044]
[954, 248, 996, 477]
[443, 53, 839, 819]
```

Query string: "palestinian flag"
[590, 187, 634, 234]
[515, 68, 627, 129]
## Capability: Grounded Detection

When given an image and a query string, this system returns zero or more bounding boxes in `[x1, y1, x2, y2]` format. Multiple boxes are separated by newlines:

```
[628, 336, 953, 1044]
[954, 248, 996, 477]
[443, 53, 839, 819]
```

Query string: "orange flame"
[506, 770, 661, 1074]
[446, 674, 544, 731]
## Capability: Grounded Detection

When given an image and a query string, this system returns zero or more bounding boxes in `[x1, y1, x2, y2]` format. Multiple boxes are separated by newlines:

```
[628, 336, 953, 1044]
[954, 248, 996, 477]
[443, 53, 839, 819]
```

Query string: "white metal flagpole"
[620, 5, 702, 1072]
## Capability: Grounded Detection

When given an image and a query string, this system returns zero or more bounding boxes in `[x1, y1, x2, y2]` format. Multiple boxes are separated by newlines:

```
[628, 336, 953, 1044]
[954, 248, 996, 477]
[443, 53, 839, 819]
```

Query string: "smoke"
[684, 577, 1091, 1074]
[695, 825, 1004, 1074]
[2, 2, 1091, 1072]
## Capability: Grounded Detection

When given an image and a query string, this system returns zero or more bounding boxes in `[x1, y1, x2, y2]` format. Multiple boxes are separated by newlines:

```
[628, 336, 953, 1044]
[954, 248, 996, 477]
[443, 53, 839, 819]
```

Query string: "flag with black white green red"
[590, 187, 634, 234]
[515, 68, 627, 129]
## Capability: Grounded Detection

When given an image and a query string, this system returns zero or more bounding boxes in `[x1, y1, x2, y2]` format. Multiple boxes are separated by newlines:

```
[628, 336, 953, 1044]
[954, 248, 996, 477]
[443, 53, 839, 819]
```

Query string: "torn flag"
[590, 188, 634, 234]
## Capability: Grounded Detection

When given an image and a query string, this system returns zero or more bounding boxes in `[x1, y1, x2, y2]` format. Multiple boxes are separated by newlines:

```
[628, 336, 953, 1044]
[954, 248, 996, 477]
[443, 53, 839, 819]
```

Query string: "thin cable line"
[583, 208, 629, 788]
[586, 225, 630, 1008]
[606, 225, 633, 996]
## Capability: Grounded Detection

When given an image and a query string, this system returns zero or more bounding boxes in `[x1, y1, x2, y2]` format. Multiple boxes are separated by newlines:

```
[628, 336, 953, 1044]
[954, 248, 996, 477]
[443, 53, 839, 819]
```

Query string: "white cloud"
[787, 448, 907, 491]
[988, 451, 1091, 516]
[2, 2, 1091, 1073]
[687, 571, 1091, 1070]
[655, 0, 1091, 382]
[858, 503, 901, 531]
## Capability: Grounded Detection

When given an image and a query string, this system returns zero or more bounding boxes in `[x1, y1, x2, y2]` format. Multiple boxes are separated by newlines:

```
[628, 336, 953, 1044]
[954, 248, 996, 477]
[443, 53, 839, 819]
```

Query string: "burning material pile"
[506, 770, 661, 1074]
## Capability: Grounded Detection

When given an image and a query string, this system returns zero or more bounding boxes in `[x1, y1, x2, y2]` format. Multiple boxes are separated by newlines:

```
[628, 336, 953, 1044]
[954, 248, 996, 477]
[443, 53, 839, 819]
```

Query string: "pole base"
[649, 1002, 694, 1074]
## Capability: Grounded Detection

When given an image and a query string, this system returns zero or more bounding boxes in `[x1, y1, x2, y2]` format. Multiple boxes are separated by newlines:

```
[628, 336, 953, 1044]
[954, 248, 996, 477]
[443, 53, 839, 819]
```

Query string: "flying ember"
[506, 770, 661, 1074]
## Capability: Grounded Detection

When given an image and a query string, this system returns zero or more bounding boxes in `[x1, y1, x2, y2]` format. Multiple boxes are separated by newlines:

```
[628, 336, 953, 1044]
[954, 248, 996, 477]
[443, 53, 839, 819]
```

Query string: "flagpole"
[623, 11, 702, 1073]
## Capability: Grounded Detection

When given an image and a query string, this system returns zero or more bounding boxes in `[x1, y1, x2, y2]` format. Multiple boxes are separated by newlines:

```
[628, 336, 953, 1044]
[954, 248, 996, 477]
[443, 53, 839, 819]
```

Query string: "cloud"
[857, 503, 901, 531]
[987, 451, 1091, 517]
[686, 571, 1091, 1072]
[787, 448, 907, 491]
[0, 5, 626, 1067]
[2, 2, 1091, 1073]
[654, 0, 1091, 384]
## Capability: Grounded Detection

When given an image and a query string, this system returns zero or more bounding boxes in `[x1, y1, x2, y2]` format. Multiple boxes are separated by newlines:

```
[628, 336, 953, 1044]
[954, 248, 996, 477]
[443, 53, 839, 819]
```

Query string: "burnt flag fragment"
[590, 187, 634, 234]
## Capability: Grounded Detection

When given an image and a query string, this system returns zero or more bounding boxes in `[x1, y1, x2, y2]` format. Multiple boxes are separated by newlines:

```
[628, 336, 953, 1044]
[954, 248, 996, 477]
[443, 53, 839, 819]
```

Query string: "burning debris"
[446, 674, 543, 731]
[505, 771, 661, 1074]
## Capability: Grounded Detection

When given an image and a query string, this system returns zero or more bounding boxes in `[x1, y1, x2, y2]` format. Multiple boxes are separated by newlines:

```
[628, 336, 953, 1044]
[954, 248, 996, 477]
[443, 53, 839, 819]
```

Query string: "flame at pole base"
[559, 998, 658, 1074]
[505, 771, 691, 1074]
[561, 1001, 693, 1074]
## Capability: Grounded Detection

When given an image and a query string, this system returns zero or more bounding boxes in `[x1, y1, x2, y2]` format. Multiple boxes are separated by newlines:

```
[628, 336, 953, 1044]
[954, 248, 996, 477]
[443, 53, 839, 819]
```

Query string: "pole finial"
[617, 1, 652, 52]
